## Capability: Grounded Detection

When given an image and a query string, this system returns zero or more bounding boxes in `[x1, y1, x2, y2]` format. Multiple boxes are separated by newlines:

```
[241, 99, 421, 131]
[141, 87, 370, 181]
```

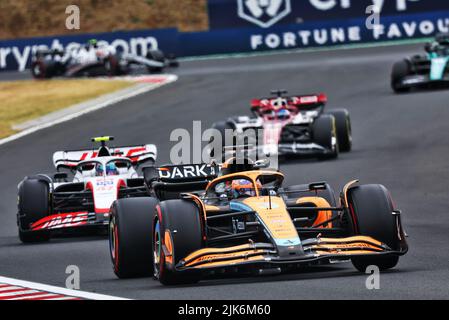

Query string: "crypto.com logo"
[238, 0, 292, 28]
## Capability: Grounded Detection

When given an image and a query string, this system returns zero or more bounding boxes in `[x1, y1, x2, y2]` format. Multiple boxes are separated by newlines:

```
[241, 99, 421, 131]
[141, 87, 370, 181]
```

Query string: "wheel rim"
[153, 219, 162, 278]
[33, 65, 41, 76]
[109, 217, 119, 269]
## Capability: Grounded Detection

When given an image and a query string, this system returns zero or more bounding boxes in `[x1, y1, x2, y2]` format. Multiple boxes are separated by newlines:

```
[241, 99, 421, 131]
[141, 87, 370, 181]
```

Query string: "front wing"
[398, 74, 449, 89]
[173, 236, 406, 273]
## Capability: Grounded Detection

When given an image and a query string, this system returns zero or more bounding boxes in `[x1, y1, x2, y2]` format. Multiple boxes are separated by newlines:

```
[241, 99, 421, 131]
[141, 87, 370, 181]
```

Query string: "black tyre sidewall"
[312, 115, 338, 159]
[391, 60, 411, 93]
[110, 197, 159, 278]
[347, 184, 401, 271]
[105, 55, 120, 76]
[31, 60, 49, 79]
[18, 179, 50, 243]
[327, 109, 352, 152]
[154, 200, 203, 285]
[147, 49, 165, 73]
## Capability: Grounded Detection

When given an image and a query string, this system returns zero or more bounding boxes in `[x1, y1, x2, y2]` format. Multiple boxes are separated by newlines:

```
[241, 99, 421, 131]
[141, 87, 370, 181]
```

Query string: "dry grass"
[0, 0, 208, 40]
[0, 79, 133, 138]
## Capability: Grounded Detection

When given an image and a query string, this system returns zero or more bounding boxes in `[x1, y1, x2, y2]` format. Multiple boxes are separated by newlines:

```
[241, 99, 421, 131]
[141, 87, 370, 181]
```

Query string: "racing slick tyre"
[17, 179, 51, 243]
[153, 200, 203, 285]
[327, 109, 352, 152]
[167, 54, 180, 68]
[347, 185, 401, 272]
[147, 49, 165, 73]
[391, 60, 412, 93]
[31, 60, 51, 79]
[109, 197, 159, 278]
[104, 55, 121, 76]
[312, 115, 339, 160]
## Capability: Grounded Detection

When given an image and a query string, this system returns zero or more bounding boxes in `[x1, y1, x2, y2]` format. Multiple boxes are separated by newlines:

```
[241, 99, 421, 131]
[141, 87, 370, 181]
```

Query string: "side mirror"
[253, 159, 270, 169]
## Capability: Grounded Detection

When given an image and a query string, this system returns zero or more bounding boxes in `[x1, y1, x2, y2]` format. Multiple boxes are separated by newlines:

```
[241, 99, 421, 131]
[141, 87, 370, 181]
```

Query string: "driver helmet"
[95, 163, 104, 177]
[277, 109, 290, 119]
[87, 39, 98, 48]
[106, 162, 119, 176]
[231, 179, 261, 198]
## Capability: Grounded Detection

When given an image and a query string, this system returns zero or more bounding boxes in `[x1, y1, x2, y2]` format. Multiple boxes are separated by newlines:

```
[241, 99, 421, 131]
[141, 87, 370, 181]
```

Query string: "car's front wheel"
[153, 200, 203, 285]
[18, 178, 51, 243]
[312, 115, 339, 160]
[347, 184, 405, 272]
[147, 50, 165, 73]
[327, 109, 352, 152]
[391, 60, 412, 93]
[109, 197, 159, 278]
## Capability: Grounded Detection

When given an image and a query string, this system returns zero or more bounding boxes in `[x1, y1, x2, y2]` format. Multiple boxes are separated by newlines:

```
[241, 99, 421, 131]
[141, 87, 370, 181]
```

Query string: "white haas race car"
[17, 137, 157, 243]
[211, 90, 352, 160]
[31, 39, 179, 79]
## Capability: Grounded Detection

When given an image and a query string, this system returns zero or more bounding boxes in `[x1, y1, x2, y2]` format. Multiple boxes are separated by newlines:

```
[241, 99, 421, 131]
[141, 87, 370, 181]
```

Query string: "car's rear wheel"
[105, 55, 121, 76]
[153, 200, 203, 285]
[391, 60, 412, 93]
[327, 109, 352, 152]
[109, 197, 159, 278]
[147, 49, 165, 73]
[18, 179, 51, 243]
[347, 184, 402, 272]
[312, 115, 339, 160]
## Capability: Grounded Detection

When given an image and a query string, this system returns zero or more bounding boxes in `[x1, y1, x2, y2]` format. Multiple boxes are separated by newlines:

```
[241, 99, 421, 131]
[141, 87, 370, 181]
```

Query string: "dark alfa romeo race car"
[210, 90, 352, 160]
[31, 39, 179, 79]
[391, 33, 449, 93]
[109, 158, 408, 285]
[17, 137, 157, 243]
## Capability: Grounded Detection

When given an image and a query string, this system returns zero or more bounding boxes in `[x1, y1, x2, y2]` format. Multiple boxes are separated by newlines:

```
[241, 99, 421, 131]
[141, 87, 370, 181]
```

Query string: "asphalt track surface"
[1, 44, 448, 299]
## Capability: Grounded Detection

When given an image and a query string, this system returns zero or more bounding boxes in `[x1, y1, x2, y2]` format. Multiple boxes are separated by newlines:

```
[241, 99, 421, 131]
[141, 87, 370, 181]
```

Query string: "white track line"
[0, 276, 129, 300]
[0, 74, 178, 147]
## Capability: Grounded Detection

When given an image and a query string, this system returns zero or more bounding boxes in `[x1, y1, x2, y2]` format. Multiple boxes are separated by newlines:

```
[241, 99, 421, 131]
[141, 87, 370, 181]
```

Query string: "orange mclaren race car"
[108, 160, 408, 285]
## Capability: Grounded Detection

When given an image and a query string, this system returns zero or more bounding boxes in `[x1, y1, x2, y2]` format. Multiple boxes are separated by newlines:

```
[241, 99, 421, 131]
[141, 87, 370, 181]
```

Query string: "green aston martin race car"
[391, 33, 449, 93]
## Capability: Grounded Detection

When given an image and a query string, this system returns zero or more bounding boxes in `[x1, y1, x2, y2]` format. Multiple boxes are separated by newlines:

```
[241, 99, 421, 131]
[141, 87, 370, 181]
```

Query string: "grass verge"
[0, 79, 133, 139]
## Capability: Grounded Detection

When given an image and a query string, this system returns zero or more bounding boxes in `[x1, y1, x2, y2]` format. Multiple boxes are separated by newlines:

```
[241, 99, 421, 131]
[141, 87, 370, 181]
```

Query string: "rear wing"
[251, 93, 327, 111]
[143, 164, 219, 199]
[436, 32, 449, 44]
[33, 49, 65, 58]
[53, 144, 157, 170]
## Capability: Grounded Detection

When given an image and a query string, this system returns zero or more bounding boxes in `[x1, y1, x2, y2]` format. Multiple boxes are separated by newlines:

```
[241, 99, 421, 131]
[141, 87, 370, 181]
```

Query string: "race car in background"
[391, 33, 449, 93]
[109, 158, 408, 285]
[210, 90, 352, 160]
[17, 136, 157, 243]
[31, 39, 179, 79]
